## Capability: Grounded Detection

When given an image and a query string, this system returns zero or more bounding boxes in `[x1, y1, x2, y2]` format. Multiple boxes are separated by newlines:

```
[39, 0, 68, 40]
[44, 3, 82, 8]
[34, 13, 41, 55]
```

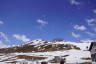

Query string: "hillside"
[0, 39, 92, 64]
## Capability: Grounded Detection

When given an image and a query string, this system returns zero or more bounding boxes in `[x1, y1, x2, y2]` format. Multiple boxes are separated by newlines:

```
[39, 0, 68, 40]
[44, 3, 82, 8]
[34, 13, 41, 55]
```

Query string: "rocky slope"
[0, 39, 81, 53]
[0, 39, 92, 64]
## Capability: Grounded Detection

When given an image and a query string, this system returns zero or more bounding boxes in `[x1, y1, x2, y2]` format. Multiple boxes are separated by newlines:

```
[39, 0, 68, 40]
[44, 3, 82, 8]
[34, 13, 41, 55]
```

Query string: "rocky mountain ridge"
[0, 39, 81, 53]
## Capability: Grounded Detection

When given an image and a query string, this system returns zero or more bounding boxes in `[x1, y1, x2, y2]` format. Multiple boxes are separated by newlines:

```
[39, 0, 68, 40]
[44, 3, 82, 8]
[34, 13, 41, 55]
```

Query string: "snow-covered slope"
[29, 39, 47, 45]
[0, 40, 92, 64]
[64, 41, 91, 50]
[49, 41, 91, 50]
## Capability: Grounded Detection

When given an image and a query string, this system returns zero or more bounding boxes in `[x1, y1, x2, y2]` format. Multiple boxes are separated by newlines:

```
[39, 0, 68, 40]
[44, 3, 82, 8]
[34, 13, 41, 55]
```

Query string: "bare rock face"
[41, 61, 48, 64]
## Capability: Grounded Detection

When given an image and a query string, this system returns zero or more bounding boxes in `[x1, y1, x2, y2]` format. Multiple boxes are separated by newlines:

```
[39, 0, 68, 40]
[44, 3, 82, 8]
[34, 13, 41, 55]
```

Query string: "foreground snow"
[0, 41, 92, 64]
[0, 49, 91, 64]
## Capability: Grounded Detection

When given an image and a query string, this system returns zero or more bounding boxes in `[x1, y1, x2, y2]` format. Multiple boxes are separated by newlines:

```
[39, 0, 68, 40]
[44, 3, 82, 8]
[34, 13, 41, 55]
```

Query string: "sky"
[0, 0, 96, 47]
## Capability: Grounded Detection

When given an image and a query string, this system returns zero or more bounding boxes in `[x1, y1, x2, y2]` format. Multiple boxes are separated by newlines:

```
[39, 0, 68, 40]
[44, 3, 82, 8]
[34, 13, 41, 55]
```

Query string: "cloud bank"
[13, 34, 31, 42]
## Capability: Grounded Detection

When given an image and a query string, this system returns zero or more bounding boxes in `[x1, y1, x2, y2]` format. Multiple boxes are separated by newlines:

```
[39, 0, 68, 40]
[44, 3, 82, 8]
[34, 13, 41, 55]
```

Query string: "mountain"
[0, 39, 82, 53]
[0, 39, 92, 64]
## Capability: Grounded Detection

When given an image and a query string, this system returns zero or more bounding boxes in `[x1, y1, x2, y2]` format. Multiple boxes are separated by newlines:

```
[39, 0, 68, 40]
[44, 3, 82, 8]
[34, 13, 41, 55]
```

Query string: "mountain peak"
[26, 39, 48, 45]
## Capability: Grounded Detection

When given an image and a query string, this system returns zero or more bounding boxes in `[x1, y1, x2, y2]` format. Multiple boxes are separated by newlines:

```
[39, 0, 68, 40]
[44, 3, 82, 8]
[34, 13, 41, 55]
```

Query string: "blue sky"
[0, 0, 96, 46]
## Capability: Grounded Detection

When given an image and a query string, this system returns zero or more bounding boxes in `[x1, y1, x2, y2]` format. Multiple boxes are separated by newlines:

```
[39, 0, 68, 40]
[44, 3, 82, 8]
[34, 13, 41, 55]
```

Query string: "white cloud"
[13, 34, 31, 42]
[80, 39, 95, 43]
[86, 18, 96, 32]
[72, 32, 80, 38]
[0, 32, 9, 48]
[93, 9, 96, 14]
[74, 25, 87, 31]
[37, 19, 48, 26]
[0, 21, 4, 25]
[86, 31, 95, 36]
[69, 0, 81, 5]
[86, 18, 96, 26]
[0, 41, 7, 48]
[0, 32, 9, 42]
